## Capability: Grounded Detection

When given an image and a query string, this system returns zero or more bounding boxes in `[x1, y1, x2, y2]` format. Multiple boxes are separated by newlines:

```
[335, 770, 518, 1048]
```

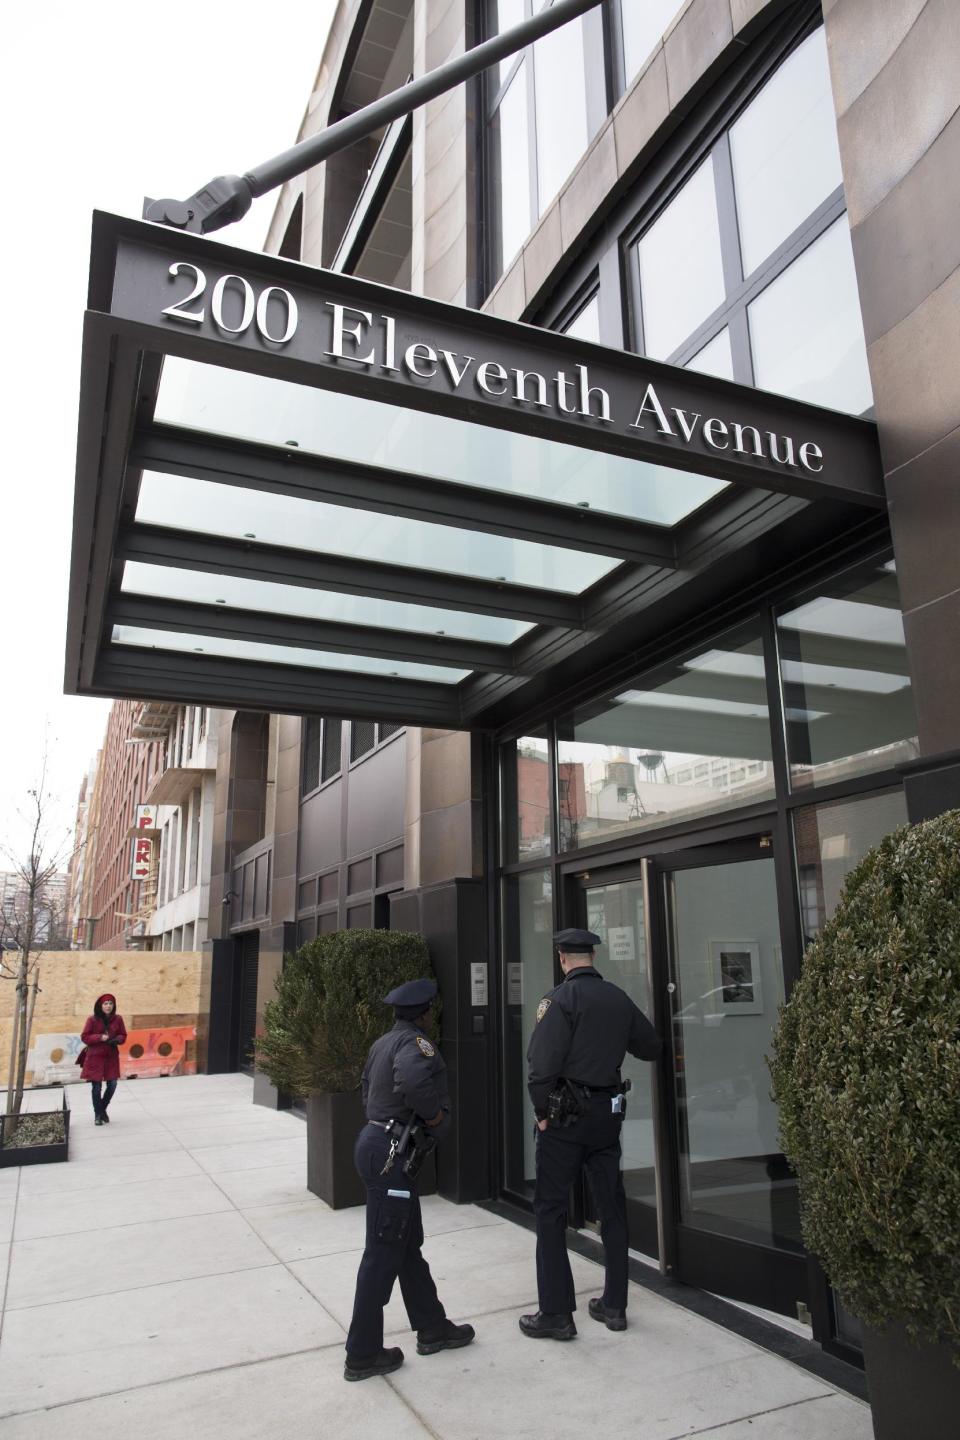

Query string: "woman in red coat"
[80, 994, 127, 1125]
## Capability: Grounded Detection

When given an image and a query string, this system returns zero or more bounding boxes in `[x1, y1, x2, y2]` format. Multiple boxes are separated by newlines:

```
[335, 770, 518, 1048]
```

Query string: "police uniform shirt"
[527, 966, 661, 1116]
[362, 1020, 450, 1130]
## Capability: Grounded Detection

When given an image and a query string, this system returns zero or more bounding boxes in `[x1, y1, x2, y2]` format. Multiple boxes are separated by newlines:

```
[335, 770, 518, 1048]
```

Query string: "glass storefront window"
[621, 0, 685, 84]
[793, 788, 909, 941]
[635, 159, 726, 361]
[502, 869, 555, 1196]
[557, 620, 775, 851]
[748, 217, 873, 414]
[778, 559, 919, 790]
[492, 62, 532, 270]
[501, 734, 551, 863]
[730, 28, 844, 276]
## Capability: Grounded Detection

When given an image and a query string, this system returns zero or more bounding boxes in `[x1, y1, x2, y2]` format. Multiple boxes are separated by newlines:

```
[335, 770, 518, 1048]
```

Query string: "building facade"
[64, 0, 960, 1371]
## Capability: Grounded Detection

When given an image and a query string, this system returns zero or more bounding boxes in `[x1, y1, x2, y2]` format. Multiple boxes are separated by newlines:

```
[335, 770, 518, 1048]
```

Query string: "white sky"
[0, 0, 336, 860]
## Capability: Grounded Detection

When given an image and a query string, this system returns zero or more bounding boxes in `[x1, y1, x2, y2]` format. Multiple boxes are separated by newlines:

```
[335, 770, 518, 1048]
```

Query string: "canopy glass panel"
[135, 472, 618, 594]
[155, 357, 728, 526]
[121, 562, 531, 644]
[110, 625, 470, 683]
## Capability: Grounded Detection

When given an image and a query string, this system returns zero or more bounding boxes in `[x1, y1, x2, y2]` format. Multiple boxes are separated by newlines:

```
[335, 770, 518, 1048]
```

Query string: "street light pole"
[143, 0, 604, 236]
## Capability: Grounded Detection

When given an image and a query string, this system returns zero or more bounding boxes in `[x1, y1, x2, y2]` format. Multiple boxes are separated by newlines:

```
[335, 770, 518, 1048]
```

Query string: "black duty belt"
[566, 1081, 620, 1095]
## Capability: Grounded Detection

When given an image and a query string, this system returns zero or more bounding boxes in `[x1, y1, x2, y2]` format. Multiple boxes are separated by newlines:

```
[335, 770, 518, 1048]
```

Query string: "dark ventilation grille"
[350, 720, 377, 761]
[321, 719, 343, 780]
[301, 716, 322, 795]
[237, 931, 260, 1075]
[378, 723, 402, 743]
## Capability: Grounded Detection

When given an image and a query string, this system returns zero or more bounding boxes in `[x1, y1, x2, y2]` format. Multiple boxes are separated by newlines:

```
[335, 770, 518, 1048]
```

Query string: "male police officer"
[520, 929, 661, 1340]
[344, 977, 475, 1381]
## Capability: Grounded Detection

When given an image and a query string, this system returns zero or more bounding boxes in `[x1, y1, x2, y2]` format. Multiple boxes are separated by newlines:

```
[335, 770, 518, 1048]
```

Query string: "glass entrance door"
[659, 837, 807, 1315]
[575, 867, 659, 1259]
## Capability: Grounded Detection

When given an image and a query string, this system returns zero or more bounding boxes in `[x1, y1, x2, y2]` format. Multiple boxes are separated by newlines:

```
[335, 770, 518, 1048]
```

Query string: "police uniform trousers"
[534, 1094, 628, 1315]
[346, 1123, 446, 1359]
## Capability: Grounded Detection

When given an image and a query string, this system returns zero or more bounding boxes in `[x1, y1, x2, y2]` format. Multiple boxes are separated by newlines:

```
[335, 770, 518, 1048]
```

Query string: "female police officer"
[344, 977, 475, 1381]
[521, 929, 661, 1340]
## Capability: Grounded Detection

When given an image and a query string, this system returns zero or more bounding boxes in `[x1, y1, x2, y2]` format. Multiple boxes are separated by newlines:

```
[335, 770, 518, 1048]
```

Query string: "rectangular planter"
[863, 1319, 960, 1440]
[306, 1089, 366, 1209]
[0, 1093, 70, 1168]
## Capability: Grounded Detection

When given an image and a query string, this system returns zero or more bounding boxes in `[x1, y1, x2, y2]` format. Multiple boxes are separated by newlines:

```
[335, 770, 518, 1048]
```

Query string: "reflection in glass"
[533, 15, 588, 213]
[749, 217, 873, 414]
[502, 734, 551, 863]
[157, 358, 729, 527]
[492, 63, 531, 269]
[584, 878, 657, 1247]
[686, 328, 734, 381]
[563, 294, 600, 343]
[122, 561, 532, 646]
[135, 472, 619, 596]
[621, 0, 684, 83]
[668, 857, 799, 1251]
[730, 28, 843, 276]
[794, 789, 908, 943]
[636, 159, 726, 361]
[778, 560, 919, 789]
[557, 621, 775, 851]
[502, 869, 555, 1196]
[110, 625, 470, 682]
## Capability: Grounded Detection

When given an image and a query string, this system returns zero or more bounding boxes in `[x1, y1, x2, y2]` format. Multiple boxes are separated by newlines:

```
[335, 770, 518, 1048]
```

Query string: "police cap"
[384, 977, 438, 1009]
[553, 928, 602, 954]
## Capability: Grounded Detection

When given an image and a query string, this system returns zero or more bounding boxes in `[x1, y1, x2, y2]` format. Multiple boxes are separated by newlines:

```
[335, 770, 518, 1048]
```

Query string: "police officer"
[344, 977, 475, 1381]
[520, 929, 661, 1340]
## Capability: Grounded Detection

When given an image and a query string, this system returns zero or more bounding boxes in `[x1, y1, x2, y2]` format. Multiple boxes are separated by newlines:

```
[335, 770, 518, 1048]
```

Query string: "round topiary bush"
[256, 928, 435, 1097]
[769, 810, 960, 1357]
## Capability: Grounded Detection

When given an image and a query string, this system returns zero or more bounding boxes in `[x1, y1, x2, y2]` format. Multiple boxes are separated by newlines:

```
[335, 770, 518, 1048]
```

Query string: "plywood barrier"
[0, 951, 204, 1088]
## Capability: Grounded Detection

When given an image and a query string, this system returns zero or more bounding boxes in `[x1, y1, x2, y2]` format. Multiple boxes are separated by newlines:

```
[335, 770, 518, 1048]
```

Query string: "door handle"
[666, 982, 676, 994]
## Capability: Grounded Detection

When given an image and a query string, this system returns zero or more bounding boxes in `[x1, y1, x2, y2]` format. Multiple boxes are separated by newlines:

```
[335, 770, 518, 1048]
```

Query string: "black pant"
[346, 1124, 446, 1360]
[91, 1079, 117, 1116]
[534, 1095, 628, 1315]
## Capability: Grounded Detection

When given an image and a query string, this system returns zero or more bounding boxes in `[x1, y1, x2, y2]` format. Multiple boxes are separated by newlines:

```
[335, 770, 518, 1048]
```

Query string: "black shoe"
[417, 1320, 476, 1355]
[518, 1310, 577, 1340]
[94, 1116, 104, 1126]
[588, 1297, 627, 1331]
[101, 1112, 110, 1123]
[343, 1347, 404, 1382]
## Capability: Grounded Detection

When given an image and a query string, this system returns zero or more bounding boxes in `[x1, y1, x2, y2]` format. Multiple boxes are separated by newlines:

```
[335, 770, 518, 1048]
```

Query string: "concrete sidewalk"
[0, 1074, 872, 1438]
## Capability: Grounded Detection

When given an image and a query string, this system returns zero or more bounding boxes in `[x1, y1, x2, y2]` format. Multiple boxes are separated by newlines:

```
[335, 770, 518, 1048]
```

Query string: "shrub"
[255, 928, 434, 1096]
[769, 811, 960, 1357]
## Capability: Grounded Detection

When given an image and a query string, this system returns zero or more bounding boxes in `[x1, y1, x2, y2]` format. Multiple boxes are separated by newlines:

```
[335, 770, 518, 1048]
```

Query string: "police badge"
[416, 1035, 436, 1057]
[536, 998, 551, 1022]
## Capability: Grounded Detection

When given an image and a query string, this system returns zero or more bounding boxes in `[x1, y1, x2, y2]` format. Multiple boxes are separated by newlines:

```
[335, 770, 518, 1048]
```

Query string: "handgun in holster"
[545, 1079, 588, 1128]
[380, 1116, 437, 1178]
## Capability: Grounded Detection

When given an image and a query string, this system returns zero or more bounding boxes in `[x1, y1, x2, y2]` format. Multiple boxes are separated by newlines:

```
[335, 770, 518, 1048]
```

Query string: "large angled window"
[630, 26, 871, 416]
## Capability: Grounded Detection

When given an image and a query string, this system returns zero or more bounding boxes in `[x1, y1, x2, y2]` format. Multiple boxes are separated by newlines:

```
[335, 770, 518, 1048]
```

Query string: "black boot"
[588, 1297, 627, 1331]
[518, 1310, 577, 1340]
[343, 1347, 404, 1382]
[417, 1319, 476, 1355]
[94, 1115, 104, 1126]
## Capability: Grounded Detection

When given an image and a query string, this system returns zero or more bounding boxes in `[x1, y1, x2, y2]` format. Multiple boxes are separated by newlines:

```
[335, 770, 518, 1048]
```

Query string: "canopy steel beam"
[116, 523, 587, 629]
[132, 424, 679, 569]
[94, 647, 463, 726]
[107, 593, 527, 676]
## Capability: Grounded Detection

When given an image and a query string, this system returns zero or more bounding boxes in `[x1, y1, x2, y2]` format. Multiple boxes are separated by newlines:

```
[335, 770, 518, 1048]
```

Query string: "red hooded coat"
[80, 995, 127, 1081]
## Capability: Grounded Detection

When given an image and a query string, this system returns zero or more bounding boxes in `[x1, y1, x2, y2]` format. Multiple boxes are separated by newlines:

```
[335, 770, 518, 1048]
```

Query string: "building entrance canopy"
[67, 212, 885, 731]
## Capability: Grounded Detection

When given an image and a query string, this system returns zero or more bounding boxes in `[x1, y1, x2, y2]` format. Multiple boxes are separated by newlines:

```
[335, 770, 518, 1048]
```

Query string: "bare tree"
[1, 750, 73, 1116]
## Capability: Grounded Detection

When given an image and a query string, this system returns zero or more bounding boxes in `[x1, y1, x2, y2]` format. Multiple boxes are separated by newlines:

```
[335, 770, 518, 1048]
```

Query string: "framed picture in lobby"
[708, 941, 763, 1015]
